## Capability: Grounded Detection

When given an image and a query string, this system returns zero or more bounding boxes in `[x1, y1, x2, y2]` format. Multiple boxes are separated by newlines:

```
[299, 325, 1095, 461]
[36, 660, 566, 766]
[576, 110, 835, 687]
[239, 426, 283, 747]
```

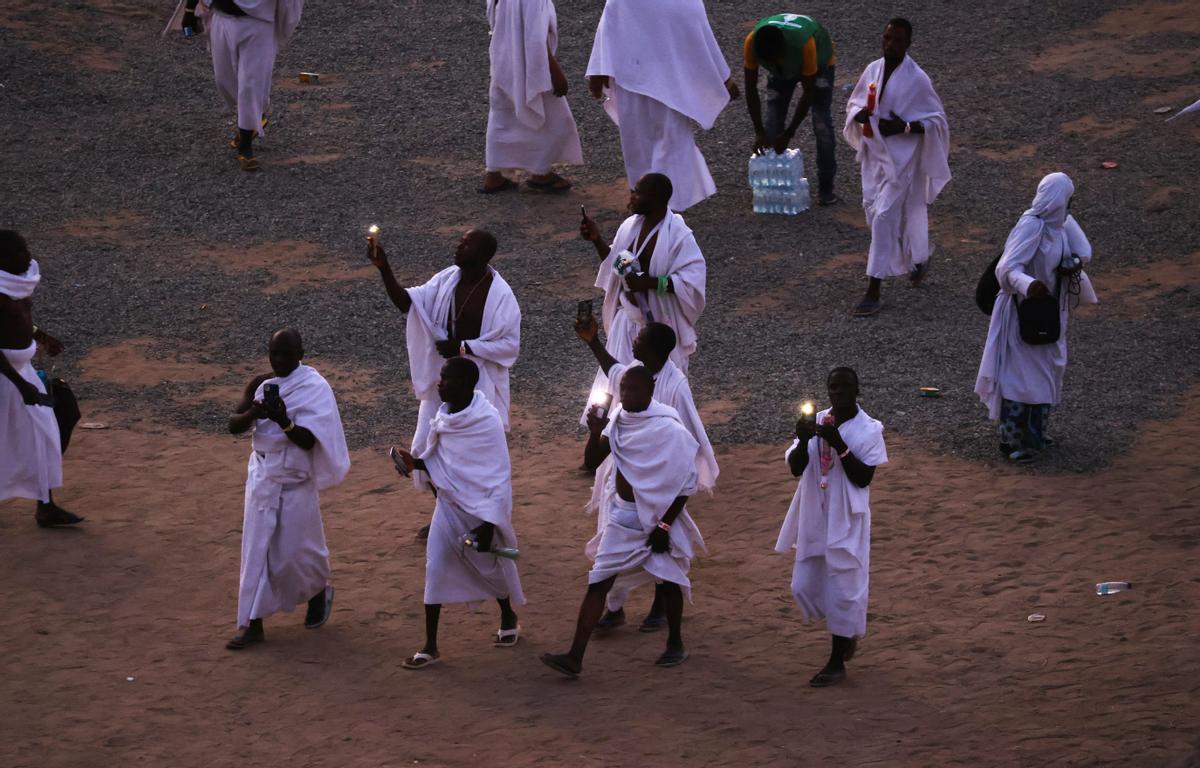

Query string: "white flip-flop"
[494, 626, 521, 647]
[402, 652, 441, 670]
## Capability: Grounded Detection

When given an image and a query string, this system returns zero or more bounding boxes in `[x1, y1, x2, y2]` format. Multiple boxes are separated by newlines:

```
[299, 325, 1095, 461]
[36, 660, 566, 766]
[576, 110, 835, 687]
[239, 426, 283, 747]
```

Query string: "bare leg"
[421, 603, 441, 657]
[541, 576, 615, 675]
[653, 582, 689, 667]
[810, 634, 853, 687]
[853, 278, 883, 317]
[497, 597, 518, 631]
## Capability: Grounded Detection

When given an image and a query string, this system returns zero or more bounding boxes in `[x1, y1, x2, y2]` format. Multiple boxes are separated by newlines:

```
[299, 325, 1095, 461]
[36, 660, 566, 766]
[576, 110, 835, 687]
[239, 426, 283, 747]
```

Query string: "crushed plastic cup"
[1100, 161, 1119, 169]
[1026, 613, 1045, 623]
[1153, 106, 1174, 115]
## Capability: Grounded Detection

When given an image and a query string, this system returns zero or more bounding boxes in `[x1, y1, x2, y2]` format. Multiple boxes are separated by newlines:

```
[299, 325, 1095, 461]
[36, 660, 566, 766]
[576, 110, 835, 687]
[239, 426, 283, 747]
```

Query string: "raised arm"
[788, 418, 816, 477]
[574, 316, 617, 374]
[583, 411, 612, 471]
[814, 421, 876, 488]
[580, 214, 611, 261]
[367, 241, 413, 313]
[229, 373, 272, 434]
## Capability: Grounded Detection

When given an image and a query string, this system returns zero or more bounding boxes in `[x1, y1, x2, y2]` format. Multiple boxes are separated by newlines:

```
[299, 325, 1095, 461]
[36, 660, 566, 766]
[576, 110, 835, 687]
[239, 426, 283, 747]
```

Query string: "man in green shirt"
[744, 14, 839, 205]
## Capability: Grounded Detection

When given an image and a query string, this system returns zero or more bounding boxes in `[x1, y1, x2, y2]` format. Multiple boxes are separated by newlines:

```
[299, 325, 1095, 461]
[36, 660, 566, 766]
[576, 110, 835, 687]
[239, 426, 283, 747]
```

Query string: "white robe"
[209, 0, 303, 134]
[591, 401, 705, 602]
[405, 266, 521, 490]
[586, 0, 732, 210]
[238, 364, 350, 629]
[417, 391, 524, 606]
[843, 56, 951, 279]
[775, 407, 887, 639]
[485, 0, 583, 174]
[589, 360, 717, 611]
[975, 173, 1098, 420]
[0, 261, 61, 504]
[583, 211, 705, 421]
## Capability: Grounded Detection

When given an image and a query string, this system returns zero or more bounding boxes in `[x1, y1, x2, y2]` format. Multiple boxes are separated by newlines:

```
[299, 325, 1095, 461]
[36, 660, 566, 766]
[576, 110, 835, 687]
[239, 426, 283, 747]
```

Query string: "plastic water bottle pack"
[748, 149, 811, 216]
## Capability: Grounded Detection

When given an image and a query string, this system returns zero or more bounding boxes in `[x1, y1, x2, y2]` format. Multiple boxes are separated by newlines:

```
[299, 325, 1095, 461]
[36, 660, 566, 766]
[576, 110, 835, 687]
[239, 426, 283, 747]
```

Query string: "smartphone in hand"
[388, 446, 411, 477]
[577, 299, 593, 323]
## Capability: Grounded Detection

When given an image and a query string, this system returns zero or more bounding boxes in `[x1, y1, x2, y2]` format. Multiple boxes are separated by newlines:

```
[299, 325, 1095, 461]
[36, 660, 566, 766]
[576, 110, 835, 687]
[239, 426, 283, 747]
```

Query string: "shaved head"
[268, 328, 304, 377]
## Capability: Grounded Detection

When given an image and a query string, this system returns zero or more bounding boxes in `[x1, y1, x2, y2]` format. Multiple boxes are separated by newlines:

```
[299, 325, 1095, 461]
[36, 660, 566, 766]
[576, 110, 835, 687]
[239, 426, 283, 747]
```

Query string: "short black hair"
[887, 17, 913, 38]
[623, 364, 656, 391]
[0, 230, 28, 264]
[473, 230, 498, 261]
[641, 173, 673, 207]
[445, 356, 480, 390]
[828, 366, 860, 387]
[753, 24, 784, 61]
[643, 322, 677, 360]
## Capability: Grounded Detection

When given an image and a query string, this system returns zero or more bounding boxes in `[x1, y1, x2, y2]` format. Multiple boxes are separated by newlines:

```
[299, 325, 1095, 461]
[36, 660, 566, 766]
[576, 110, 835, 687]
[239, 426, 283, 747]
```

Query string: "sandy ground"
[2, 389, 1198, 767]
[2, 0, 1200, 765]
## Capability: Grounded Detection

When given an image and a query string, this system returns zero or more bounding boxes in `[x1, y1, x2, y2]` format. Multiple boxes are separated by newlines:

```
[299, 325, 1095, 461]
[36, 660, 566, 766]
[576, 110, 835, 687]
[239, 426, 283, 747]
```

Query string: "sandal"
[402, 652, 440, 670]
[851, 298, 882, 317]
[238, 155, 260, 172]
[493, 626, 520, 647]
[539, 652, 580, 679]
[525, 174, 572, 192]
[477, 178, 517, 194]
[654, 647, 689, 667]
[809, 668, 846, 688]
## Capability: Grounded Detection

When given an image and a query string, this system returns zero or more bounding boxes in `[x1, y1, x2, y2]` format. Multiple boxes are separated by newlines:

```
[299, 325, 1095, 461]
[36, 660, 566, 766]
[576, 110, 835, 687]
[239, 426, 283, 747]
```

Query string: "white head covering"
[1025, 172, 1074, 227]
[0, 259, 39, 300]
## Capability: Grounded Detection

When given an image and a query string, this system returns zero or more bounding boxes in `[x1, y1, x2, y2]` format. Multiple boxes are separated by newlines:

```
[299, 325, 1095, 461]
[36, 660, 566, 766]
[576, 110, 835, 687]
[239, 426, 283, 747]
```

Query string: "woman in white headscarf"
[974, 172, 1098, 462]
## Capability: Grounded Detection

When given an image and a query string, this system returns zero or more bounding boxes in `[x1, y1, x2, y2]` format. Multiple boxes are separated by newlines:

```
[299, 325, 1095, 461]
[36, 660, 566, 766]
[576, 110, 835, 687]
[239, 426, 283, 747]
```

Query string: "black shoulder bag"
[1015, 273, 1062, 345]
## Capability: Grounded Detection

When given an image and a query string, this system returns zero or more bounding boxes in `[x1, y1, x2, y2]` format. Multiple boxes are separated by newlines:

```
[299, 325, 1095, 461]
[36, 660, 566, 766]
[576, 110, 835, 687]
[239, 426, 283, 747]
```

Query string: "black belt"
[210, 0, 247, 17]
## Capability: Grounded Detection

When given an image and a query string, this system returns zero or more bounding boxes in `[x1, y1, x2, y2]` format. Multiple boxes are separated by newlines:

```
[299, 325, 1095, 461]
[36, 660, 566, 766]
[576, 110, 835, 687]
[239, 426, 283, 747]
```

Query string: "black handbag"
[975, 254, 1002, 315]
[1015, 274, 1062, 345]
[50, 378, 81, 453]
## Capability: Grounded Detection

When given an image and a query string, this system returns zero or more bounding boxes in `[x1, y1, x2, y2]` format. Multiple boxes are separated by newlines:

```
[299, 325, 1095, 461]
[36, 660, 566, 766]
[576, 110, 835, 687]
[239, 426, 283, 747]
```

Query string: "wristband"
[839, 448, 850, 459]
[656, 275, 668, 295]
[283, 420, 296, 433]
[656, 521, 671, 532]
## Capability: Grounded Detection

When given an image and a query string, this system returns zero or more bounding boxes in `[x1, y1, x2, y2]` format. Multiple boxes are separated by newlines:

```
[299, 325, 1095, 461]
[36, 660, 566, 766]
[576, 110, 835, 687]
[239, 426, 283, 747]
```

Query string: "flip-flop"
[305, 585, 334, 629]
[225, 630, 263, 651]
[540, 653, 580, 679]
[655, 648, 689, 667]
[594, 609, 626, 633]
[525, 174, 572, 192]
[494, 625, 520, 647]
[910, 261, 929, 285]
[238, 155, 260, 172]
[809, 669, 846, 687]
[477, 178, 517, 194]
[851, 299, 881, 317]
[638, 615, 667, 633]
[402, 652, 441, 670]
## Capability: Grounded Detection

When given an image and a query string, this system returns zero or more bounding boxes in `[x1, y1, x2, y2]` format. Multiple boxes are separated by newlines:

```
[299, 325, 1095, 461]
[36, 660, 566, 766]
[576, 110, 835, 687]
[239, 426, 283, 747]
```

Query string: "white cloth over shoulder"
[417, 392, 524, 606]
[0, 342, 62, 504]
[406, 266, 521, 433]
[975, 172, 1097, 420]
[237, 364, 349, 629]
[486, 0, 582, 174]
[590, 401, 705, 601]
[775, 407, 887, 639]
[583, 211, 705, 422]
[586, 359, 717, 557]
[843, 56, 951, 278]
[587, 0, 732, 210]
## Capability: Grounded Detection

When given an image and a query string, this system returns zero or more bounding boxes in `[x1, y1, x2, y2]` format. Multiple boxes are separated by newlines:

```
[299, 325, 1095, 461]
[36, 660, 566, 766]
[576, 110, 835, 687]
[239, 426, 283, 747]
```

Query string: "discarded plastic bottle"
[1095, 581, 1132, 596]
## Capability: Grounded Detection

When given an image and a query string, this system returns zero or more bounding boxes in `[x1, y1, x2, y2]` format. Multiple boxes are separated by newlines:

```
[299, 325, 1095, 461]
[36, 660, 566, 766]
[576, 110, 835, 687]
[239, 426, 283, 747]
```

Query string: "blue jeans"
[764, 66, 836, 197]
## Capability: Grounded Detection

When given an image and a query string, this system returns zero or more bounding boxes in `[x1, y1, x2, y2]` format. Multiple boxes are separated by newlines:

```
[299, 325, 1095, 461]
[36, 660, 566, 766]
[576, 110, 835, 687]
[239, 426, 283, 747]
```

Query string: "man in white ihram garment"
[843, 17, 950, 317]
[226, 328, 350, 650]
[578, 173, 706, 421]
[179, 0, 303, 172]
[585, 0, 739, 211]
[574, 319, 717, 633]
[975, 172, 1097, 463]
[392, 358, 525, 670]
[480, 0, 583, 193]
[776, 367, 887, 688]
[368, 229, 521, 539]
[541, 366, 704, 677]
[0, 230, 82, 529]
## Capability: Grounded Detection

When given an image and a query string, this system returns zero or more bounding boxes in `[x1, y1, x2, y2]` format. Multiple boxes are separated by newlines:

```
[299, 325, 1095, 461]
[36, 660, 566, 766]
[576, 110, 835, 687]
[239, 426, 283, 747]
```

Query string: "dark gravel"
[1, 0, 1197, 472]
